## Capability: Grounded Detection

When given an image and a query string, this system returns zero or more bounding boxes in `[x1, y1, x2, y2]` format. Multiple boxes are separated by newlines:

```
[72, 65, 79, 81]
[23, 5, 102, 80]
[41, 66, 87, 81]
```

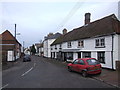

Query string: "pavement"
[2, 56, 120, 88]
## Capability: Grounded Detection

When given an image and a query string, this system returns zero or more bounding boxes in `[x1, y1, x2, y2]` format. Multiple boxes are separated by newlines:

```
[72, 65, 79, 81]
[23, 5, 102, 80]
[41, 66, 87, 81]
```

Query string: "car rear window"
[87, 59, 100, 65]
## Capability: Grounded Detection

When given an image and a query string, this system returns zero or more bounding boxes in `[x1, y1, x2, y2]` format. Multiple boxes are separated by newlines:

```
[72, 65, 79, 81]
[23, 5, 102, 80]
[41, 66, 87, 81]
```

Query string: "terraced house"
[51, 13, 120, 70]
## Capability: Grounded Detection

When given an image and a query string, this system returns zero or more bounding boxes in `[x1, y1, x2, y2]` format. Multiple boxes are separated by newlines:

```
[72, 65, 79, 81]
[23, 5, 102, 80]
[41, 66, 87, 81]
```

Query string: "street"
[2, 56, 115, 88]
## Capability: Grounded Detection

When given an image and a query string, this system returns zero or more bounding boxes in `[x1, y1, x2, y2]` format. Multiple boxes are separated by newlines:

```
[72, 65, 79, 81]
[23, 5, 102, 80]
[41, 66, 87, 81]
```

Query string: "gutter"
[111, 34, 114, 70]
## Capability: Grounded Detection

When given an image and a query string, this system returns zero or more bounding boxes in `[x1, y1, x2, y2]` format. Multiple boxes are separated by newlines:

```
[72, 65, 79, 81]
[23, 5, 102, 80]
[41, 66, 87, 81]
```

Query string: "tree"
[30, 44, 36, 55]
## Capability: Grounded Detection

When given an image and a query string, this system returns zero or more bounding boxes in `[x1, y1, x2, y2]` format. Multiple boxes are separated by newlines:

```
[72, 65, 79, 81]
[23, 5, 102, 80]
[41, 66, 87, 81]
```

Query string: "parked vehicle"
[67, 58, 102, 77]
[23, 54, 31, 62]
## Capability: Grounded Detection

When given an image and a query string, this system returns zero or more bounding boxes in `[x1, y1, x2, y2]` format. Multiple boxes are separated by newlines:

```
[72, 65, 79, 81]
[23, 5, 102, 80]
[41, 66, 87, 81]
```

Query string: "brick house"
[0, 30, 21, 64]
[51, 13, 120, 70]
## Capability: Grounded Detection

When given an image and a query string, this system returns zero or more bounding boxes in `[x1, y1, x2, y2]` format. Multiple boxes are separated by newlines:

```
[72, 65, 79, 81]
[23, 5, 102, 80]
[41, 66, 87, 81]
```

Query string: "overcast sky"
[0, 0, 119, 48]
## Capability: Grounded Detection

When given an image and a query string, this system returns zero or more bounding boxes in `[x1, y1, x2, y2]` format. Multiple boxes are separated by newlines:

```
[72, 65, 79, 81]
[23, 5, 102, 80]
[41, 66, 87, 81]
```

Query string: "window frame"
[78, 40, 84, 48]
[67, 42, 72, 48]
[95, 38, 105, 48]
[82, 52, 91, 58]
[97, 51, 105, 64]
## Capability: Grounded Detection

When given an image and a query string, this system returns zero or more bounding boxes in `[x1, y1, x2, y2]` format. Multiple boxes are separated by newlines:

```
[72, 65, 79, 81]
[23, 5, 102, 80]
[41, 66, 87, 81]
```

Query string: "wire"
[57, 0, 86, 31]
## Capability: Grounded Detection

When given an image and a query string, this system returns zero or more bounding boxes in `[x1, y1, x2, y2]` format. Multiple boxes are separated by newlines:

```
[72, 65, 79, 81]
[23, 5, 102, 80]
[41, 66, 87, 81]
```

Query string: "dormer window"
[78, 40, 84, 48]
[67, 42, 72, 48]
[95, 38, 105, 48]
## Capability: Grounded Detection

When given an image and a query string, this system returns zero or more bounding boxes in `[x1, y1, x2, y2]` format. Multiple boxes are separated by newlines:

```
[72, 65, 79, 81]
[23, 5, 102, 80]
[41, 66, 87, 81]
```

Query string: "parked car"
[23, 54, 31, 62]
[67, 58, 102, 77]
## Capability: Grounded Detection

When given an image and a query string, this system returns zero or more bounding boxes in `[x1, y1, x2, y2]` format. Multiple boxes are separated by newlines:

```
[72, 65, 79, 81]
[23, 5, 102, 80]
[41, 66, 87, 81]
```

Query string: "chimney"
[63, 28, 67, 35]
[47, 33, 53, 37]
[85, 13, 91, 25]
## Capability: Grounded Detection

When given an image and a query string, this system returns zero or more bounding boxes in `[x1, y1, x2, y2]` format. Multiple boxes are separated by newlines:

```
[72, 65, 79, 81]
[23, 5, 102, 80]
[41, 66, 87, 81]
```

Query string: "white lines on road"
[34, 63, 36, 67]
[1, 84, 9, 89]
[21, 67, 33, 77]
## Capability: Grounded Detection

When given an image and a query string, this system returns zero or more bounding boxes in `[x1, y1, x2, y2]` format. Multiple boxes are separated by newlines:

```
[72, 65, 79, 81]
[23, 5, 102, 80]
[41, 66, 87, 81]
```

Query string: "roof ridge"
[51, 14, 119, 45]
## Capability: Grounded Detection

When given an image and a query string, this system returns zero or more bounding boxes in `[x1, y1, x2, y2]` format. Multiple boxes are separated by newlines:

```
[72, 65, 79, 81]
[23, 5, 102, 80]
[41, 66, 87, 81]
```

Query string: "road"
[2, 55, 115, 88]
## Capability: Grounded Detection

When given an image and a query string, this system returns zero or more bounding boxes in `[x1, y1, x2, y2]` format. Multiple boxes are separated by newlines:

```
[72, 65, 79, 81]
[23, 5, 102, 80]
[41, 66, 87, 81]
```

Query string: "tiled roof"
[44, 33, 62, 40]
[51, 14, 120, 45]
[1, 30, 21, 46]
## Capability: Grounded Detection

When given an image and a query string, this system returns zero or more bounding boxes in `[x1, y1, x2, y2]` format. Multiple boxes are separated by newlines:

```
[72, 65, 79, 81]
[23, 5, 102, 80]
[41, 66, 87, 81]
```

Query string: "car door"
[72, 60, 79, 72]
[77, 60, 86, 73]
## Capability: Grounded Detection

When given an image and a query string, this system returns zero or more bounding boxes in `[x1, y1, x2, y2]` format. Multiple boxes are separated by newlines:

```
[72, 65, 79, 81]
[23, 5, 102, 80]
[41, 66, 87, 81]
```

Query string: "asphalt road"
[2, 55, 115, 88]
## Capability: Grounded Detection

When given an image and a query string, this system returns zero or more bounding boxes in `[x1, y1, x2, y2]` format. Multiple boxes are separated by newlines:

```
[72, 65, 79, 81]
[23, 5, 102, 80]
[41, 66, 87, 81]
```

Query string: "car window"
[87, 59, 100, 65]
[78, 60, 85, 65]
[73, 60, 79, 64]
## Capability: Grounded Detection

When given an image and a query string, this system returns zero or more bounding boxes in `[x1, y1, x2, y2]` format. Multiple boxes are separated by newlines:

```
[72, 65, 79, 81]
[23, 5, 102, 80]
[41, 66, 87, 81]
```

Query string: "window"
[78, 40, 84, 48]
[79, 60, 85, 65]
[67, 42, 72, 48]
[95, 38, 105, 48]
[55, 45, 57, 50]
[67, 52, 73, 60]
[83, 52, 91, 58]
[73, 60, 79, 64]
[59, 44, 62, 49]
[87, 59, 100, 65]
[97, 52, 105, 64]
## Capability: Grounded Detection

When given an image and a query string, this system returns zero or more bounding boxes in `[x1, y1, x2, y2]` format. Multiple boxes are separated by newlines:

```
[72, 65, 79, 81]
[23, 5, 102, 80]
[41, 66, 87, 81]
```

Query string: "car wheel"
[82, 71, 87, 77]
[68, 66, 72, 72]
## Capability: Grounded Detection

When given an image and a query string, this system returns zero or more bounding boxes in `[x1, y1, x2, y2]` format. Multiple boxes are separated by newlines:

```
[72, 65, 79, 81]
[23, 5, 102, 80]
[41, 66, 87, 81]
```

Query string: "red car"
[67, 58, 102, 77]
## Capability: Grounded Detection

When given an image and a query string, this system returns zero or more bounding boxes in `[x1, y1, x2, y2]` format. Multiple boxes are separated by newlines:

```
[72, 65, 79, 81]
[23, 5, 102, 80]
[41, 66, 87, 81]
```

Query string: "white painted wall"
[43, 39, 55, 58]
[51, 35, 119, 69]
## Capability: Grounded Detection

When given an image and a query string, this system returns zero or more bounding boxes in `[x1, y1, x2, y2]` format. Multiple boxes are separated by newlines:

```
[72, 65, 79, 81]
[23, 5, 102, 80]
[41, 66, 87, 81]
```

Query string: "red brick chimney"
[85, 13, 91, 25]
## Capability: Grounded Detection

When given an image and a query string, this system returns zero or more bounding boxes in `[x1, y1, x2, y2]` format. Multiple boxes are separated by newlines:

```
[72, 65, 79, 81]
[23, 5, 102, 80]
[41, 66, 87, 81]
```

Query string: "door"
[78, 52, 81, 58]
[7, 51, 14, 61]
[72, 60, 79, 72]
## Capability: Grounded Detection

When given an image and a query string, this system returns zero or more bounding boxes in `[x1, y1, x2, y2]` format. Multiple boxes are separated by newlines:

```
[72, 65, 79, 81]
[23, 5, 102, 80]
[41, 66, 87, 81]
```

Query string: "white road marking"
[21, 67, 33, 76]
[34, 63, 36, 67]
[1, 84, 9, 89]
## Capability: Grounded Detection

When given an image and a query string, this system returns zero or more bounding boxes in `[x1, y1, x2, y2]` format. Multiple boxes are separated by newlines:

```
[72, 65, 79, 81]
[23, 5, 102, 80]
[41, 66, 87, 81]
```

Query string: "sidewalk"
[92, 68, 120, 88]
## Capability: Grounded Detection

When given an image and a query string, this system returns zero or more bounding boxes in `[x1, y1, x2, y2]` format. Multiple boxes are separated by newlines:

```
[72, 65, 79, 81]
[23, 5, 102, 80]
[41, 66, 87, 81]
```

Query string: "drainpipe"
[111, 34, 114, 70]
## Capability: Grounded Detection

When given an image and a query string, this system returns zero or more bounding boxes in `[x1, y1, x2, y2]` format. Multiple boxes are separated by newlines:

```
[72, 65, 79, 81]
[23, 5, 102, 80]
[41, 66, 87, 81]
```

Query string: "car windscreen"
[86, 59, 100, 65]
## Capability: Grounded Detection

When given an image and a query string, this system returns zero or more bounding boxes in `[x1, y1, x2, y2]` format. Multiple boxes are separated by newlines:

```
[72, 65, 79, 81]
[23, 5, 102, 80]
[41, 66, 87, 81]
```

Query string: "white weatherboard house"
[43, 33, 62, 58]
[51, 13, 120, 70]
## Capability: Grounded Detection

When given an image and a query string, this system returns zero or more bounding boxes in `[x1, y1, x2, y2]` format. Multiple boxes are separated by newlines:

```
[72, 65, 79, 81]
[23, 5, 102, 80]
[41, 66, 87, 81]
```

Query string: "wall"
[51, 35, 116, 69]
[43, 39, 55, 58]
[113, 34, 120, 69]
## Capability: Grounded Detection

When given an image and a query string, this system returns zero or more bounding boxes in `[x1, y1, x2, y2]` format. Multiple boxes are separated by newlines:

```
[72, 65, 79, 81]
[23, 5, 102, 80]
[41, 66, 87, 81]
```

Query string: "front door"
[7, 51, 14, 61]
[78, 52, 81, 58]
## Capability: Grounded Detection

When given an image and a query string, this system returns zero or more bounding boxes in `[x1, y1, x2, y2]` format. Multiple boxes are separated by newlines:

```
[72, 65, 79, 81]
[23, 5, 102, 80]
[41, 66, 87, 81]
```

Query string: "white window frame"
[78, 40, 84, 48]
[67, 42, 72, 48]
[95, 38, 105, 48]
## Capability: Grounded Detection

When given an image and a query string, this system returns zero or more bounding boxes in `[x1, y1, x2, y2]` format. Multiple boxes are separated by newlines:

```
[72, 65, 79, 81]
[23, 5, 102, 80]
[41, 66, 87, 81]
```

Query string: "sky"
[0, 0, 119, 48]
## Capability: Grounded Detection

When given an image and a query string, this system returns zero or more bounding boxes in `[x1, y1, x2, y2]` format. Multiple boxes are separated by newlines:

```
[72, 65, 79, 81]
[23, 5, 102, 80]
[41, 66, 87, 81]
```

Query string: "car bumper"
[87, 69, 102, 74]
